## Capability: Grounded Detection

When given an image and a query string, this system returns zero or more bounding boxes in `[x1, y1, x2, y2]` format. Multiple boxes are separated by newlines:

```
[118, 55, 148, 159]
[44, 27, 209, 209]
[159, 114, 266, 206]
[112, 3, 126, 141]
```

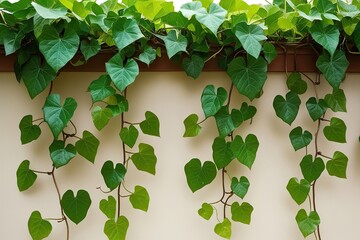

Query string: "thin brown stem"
[223, 192, 234, 219]
[205, 46, 224, 63]
[226, 83, 234, 107]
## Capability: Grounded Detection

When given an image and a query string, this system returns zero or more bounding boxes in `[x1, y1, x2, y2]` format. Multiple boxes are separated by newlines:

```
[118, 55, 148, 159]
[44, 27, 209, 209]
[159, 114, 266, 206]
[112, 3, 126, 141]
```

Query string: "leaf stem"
[205, 46, 224, 63]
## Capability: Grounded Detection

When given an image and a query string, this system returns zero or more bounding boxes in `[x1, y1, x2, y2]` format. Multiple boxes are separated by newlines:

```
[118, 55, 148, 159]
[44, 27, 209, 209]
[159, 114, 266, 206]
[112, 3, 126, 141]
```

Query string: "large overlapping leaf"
[88, 75, 116, 103]
[112, 17, 144, 51]
[310, 24, 339, 56]
[49, 140, 76, 168]
[212, 137, 234, 169]
[159, 30, 187, 58]
[324, 89, 347, 112]
[201, 85, 227, 118]
[214, 106, 235, 137]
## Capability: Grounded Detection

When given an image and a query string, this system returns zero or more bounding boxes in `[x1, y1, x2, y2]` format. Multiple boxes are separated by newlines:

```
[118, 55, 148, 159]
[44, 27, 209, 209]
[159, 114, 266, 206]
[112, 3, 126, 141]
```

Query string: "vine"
[0, 0, 357, 239]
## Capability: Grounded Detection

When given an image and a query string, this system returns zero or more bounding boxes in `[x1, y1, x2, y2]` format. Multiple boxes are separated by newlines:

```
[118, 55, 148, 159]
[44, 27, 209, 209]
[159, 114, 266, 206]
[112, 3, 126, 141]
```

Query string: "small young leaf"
[183, 114, 202, 137]
[131, 143, 157, 175]
[61, 189, 92, 224]
[231, 202, 253, 224]
[112, 17, 144, 51]
[101, 160, 126, 191]
[306, 97, 328, 121]
[119, 125, 139, 148]
[80, 38, 100, 61]
[75, 131, 99, 163]
[296, 209, 320, 237]
[214, 106, 235, 137]
[182, 54, 205, 79]
[138, 45, 157, 66]
[159, 30, 187, 58]
[273, 91, 301, 125]
[213, 137, 234, 169]
[326, 151, 348, 178]
[104, 216, 129, 240]
[231, 176, 250, 199]
[286, 177, 310, 205]
[16, 160, 37, 192]
[129, 185, 150, 212]
[198, 203, 213, 220]
[92, 106, 113, 131]
[230, 134, 259, 169]
[139, 111, 160, 137]
[231, 102, 257, 127]
[28, 211, 52, 240]
[49, 140, 76, 168]
[88, 75, 116, 103]
[100, 196, 116, 219]
[19, 115, 42, 144]
[106, 94, 128, 117]
[289, 126, 312, 151]
[323, 117, 347, 143]
[214, 218, 231, 239]
[286, 72, 307, 95]
[300, 155, 325, 182]
[263, 42, 278, 64]
[184, 158, 217, 193]
[324, 88, 347, 112]
[201, 85, 227, 118]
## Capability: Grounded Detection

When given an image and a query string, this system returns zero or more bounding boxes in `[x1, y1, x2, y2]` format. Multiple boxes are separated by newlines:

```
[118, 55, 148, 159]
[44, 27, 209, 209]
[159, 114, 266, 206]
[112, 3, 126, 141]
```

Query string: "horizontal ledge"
[1, 47, 360, 73]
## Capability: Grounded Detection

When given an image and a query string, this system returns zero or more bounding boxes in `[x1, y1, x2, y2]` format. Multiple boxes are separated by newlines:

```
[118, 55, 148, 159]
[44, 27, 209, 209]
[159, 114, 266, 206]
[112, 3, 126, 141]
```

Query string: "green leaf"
[49, 140, 76, 168]
[104, 216, 129, 240]
[231, 176, 250, 199]
[139, 45, 157, 66]
[196, 3, 227, 36]
[212, 137, 234, 169]
[231, 202, 253, 224]
[135, 0, 173, 20]
[106, 94, 129, 117]
[201, 85, 227, 118]
[112, 17, 144, 51]
[286, 72, 307, 95]
[273, 91, 301, 125]
[227, 56, 267, 101]
[316, 50, 349, 89]
[131, 143, 157, 175]
[3, 29, 24, 56]
[233, 22, 267, 59]
[296, 209, 320, 237]
[214, 106, 235, 137]
[310, 24, 339, 56]
[101, 160, 126, 191]
[80, 39, 100, 61]
[214, 218, 231, 239]
[19, 115, 41, 144]
[263, 42, 278, 64]
[182, 54, 205, 79]
[21, 55, 56, 99]
[160, 30, 188, 58]
[220, 0, 249, 13]
[100, 196, 116, 220]
[323, 117, 347, 143]
[198, 203, 213, 220]
[326, 151, 348, 178]
[231, 102, 257, 127]
[28, 211, 52, 240]
[342, 17, 358, 36]
[106, 54, 139, 92]
[120, 125, 139, 148]
[129, 185, 150, 212]
[75, 131, 100, 163]
[88, 75, 116, 103]
[61, 189, 91, 224]
[286, 177, 310, 205]
[31, 1, 67, 19]
[184, 158, 217, 192]
[16, 160, 37, 192]
[324, 89, 347, 112]
[39, 25, 79, 72]
[161, 12, 189, 28]
[91, 106, 113, 131]
[183, 114, 202, 137]
[300, 155, 325, 182]
[289, 126, 312, 151]
[306, 97, 328, 121]
[140, 111, 160, 137]
[230, 134, 259, 169]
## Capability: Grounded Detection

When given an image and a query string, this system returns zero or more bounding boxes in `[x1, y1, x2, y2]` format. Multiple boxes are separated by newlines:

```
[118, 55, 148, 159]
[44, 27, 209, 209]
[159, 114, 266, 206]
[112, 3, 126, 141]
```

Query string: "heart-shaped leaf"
[120, 125, 139, 148]
[106, 54, 139, 92]
[326, 151, 348, 178]
[92, 106, 113, 131]
[43, 94, 77, 139]
[21, 55, 56, 99]
[300, 155, 325, 182]
[106, 94, 128, 117]
[263, 42, 278, 64]
[233, 22, 267, 59]
[88, 75, 116, 103]
[80, 38, 100, 61]
[273, 91, 301, 125]
[104, 216, 129, 240]
[286, 72, 307, 95]
[214, 106, 235, 137]
[101, 160, 126, 191]
[100, 196, 116, 219]
[289, 126, 312, 151]
[28, 211, 52, 240]
[184, 158, 217, 193]
[316, 50, 349, 89]
[310, 24, 339, 56]
[19, 115, 41, 144]
[214, 218, 231, 239]
[31, 1, 67, 19]
[140, 111, 160, 137]
[131, 143, 157, 175]
[201, 85, 227, 118]
[286, 177, 310, 205]
[212, 137, 234, 169]
[16, 160, 37, 192]
[323, 117, 347, 143]
[198, 203, 213, 220]
[296, 209, 320, 237]
[231, 202, 253, 224]
[75, 130, 99, 163]
[183, 114, 202, 137]
[112, 17, 144, 51]
[324, 88, 347, 112]
[231, 102, 257, 127]
[227, 56, 267, 101]
[61, 189, 91, 224]
[159, 30, 187, 59]
[138, 45, 157, 66]
[231, 176, 250, 199]
[49, 140, 76, 168]
[38, 25, 79, 72]
[306, 97, 328, 121]
[230, 134, 259, 169]
[182, 54, 205, 79]
[129, 185, 150, 212]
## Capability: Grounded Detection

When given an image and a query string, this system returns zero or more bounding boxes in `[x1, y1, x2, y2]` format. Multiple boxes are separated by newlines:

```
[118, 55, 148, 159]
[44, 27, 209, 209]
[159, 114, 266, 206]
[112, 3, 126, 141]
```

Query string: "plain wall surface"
[0, 71, 359, 240]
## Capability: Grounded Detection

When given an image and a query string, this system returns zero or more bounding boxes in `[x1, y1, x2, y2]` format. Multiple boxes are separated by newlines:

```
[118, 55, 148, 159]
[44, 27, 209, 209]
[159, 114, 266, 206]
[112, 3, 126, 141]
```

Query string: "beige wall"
[0, 71, 359, 240]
